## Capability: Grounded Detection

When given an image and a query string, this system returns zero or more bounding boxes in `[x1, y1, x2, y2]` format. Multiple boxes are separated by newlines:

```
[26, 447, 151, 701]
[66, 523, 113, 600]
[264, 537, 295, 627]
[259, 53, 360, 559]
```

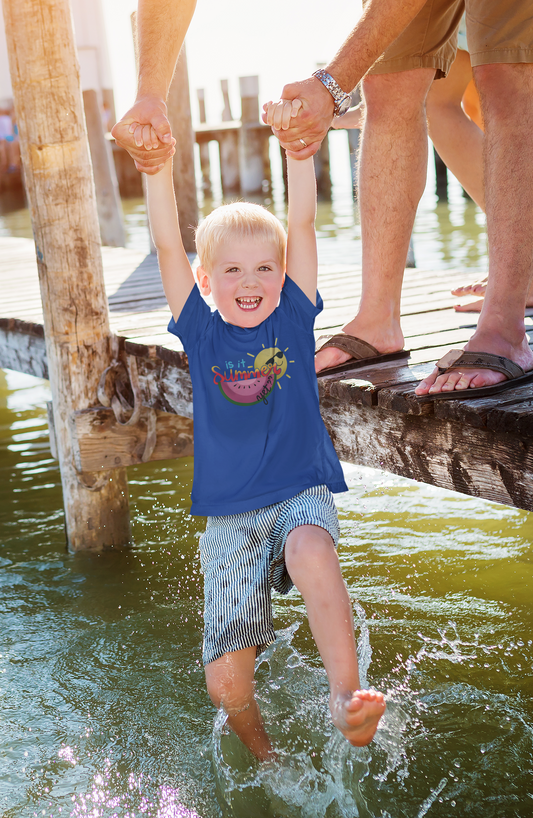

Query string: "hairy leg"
[426, 49, 484, 209]
[205, 647, 275, 762]
[285, 525, 385, 746]
[315, 68, 435, 373]
[417, 63, 533, 395]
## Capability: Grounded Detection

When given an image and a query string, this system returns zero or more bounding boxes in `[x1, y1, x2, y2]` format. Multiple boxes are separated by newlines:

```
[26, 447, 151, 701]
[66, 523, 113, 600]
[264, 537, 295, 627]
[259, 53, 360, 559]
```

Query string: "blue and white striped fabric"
[200, 484, 340, 665]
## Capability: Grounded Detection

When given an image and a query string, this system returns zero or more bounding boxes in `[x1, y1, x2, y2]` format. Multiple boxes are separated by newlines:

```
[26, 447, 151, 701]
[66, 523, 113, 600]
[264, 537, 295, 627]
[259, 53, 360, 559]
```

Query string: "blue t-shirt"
[168, 275, 347, 516]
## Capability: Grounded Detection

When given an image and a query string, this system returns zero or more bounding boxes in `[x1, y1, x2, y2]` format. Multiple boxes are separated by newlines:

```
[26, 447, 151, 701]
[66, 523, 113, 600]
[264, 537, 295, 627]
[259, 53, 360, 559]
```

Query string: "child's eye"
[225, 267, 240, 273]
[258, 265, 272, 272]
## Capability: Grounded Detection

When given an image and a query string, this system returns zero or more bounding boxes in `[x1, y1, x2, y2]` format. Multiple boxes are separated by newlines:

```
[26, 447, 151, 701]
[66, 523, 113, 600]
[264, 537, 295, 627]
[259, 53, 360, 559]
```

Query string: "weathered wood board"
[2, 237, 533, 513]
[70, 407, 194, 471]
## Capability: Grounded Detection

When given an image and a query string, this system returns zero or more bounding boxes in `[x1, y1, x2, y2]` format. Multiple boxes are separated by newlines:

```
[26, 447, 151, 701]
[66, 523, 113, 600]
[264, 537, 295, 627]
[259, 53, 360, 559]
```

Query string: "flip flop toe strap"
[315, 334, 380, 359]
[436, 349, 525, 380]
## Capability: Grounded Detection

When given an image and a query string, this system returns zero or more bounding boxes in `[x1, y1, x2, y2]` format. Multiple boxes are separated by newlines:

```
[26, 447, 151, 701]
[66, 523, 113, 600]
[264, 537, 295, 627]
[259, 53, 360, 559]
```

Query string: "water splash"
[211, 624, 410, 817]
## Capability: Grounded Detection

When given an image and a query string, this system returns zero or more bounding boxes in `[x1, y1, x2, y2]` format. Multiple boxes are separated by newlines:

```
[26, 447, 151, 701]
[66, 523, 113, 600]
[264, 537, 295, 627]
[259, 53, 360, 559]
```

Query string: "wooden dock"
[2, 234, 533, 512]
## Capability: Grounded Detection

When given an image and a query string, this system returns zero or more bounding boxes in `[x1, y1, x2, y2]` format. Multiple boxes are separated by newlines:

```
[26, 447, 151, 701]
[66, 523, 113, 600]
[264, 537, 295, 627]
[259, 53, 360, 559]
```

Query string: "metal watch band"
[312, 69, 351, 116]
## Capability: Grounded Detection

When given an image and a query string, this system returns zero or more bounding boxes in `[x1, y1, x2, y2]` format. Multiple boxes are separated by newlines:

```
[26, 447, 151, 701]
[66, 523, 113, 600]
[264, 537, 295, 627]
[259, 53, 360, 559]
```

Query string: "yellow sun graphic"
[248, 340, 295, 389]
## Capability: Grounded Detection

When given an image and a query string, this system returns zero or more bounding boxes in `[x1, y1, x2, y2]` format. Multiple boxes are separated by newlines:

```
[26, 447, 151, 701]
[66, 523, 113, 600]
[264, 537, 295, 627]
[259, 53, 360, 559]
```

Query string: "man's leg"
[426, 49, 484, 209]
[205, 647, 276, 762]
[416, 63, 533, 395]
[315, 68, 435, 373]
[285, 525, 385, 746]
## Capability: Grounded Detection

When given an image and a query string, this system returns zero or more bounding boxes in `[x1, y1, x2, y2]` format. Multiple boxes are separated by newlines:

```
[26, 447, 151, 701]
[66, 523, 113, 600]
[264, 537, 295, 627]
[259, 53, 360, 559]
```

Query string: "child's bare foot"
[330, 689, 386, 747]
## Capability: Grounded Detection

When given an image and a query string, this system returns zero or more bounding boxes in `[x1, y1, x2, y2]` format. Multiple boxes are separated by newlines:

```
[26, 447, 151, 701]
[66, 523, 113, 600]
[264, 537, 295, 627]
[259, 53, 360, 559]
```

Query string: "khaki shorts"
[368, 0, 533, 78]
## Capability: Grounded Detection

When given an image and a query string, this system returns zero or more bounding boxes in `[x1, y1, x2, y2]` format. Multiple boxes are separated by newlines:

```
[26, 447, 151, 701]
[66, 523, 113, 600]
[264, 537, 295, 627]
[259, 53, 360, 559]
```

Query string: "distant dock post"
[239, 76, 268, 195]
[3, 0, 131, 550]
[167, 44, 198, 253]
[83, 88, 126, 248]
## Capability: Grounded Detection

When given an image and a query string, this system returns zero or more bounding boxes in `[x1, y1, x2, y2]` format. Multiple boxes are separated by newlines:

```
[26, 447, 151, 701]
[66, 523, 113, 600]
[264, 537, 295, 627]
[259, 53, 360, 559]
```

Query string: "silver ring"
[299, 138, 308, 148]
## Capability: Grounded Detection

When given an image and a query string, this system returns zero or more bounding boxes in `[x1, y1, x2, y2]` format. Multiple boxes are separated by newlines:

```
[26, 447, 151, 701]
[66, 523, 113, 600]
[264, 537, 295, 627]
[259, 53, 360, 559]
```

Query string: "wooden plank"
[0, 320, 48, 378]
[71, 407, 193, 471]
[317, 360, 430, 407]
[319, 398, 533, 512]
[433, 383, 533, 430]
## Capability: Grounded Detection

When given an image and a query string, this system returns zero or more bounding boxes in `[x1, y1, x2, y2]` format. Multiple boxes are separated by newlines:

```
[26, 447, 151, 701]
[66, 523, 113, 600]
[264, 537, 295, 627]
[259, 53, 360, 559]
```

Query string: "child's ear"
[196, 266, 211, 295]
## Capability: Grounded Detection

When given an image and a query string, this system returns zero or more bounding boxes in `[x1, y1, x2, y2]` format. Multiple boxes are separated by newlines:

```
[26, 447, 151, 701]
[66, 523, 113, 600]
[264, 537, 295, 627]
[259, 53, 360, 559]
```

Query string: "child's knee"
[285, 525, 336, 574]
[205, 652, 255, 714]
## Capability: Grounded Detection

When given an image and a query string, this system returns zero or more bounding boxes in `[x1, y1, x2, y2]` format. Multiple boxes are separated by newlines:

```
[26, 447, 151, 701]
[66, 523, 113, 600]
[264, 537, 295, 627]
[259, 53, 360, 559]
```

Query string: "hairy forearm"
[326, 0, 427, 92]
[287, 157, 317, 227]
[137, 0, 197, 100]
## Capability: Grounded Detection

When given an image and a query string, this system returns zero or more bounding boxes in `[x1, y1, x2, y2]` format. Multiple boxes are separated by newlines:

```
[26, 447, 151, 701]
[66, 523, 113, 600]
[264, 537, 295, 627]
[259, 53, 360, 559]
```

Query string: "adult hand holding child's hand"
[262, 77, 335, 159]
[111, 96, 176, 174]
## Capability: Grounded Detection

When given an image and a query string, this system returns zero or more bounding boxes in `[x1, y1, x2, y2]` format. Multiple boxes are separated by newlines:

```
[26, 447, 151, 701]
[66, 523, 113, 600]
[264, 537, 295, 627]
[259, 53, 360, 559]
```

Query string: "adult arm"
[111, 0, 197, 174]
[268, 0, 427, 157]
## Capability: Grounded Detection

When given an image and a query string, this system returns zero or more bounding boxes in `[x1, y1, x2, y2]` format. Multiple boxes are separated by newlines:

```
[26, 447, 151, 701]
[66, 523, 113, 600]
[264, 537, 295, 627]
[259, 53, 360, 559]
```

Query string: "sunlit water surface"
[1, 368, 532, 818]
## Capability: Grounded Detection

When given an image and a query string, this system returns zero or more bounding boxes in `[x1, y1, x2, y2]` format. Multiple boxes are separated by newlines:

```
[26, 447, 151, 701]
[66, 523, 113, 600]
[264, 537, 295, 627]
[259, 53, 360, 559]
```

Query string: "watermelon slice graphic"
[219, 372, 276, 406]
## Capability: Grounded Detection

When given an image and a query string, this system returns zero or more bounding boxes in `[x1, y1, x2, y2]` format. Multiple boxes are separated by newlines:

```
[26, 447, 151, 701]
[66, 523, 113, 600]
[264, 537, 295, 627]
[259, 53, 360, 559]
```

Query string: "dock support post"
[434, 147, 448, 201]
[196, 89, 212, 195]
[219, 80, 240, 195]
[239, 76, 264, 195]
[83, 89, 126, 248]
[3, 0, 131, 550]
[167, 45, 198, 253]
[314, 136, 332, 200]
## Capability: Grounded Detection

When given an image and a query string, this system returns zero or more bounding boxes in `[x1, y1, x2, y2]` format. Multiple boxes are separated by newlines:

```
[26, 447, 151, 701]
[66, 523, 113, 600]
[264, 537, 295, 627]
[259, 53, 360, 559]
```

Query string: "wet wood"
[3, 0, 131, 550]
[71, 407, 193, 471]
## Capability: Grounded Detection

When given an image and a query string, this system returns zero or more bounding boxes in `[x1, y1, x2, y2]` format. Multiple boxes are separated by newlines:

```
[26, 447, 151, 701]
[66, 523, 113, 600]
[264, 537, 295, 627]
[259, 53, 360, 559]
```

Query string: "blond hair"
[195, 202, 287, 272]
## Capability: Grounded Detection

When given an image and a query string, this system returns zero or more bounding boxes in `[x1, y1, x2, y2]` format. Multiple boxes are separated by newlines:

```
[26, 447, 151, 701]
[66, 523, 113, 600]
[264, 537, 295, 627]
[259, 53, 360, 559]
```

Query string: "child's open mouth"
[236, 297, 262, 311]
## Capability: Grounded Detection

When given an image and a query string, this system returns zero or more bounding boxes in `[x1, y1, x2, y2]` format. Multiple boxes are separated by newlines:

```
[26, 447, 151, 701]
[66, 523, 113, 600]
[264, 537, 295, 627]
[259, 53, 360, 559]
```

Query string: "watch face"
[337, 96, 352, 116]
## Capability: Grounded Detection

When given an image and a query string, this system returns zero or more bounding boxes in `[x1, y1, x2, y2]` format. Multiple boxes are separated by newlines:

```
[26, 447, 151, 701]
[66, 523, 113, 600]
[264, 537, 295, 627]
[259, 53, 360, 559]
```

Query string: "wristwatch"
[312, 69, 352, 117]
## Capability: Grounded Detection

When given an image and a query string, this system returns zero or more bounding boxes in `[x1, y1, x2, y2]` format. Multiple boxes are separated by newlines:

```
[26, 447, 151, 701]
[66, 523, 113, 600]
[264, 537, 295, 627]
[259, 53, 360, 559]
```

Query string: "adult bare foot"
[452, 277, 533, 313]
[330, 689, 386, 747]
[451, 276, 489, 298]
[415, 331, 533, 396]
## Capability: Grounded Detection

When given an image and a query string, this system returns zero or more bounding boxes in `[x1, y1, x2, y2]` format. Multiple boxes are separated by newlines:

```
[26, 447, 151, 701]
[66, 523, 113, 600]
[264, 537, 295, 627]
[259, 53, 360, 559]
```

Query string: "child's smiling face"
[197, 238, 285, 328]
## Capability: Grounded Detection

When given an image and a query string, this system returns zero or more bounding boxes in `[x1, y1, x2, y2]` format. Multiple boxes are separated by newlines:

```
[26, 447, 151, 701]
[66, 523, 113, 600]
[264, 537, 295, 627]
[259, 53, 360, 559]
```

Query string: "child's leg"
[284, 525, 385, 746]
[205, 646, 276, 762]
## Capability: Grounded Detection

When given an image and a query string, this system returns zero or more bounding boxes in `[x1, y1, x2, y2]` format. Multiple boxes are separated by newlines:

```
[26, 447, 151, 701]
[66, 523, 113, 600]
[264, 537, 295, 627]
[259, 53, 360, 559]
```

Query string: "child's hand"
[127, 121, 161, 150]
[263, 98, 303, 131]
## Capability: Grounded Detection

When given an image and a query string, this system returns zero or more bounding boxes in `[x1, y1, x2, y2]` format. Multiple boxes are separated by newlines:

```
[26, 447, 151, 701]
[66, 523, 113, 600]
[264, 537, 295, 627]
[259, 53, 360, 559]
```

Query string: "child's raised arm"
[265, 99, 318, 303]
[286, 154, 318, 303]
[145, 159, 195, 320]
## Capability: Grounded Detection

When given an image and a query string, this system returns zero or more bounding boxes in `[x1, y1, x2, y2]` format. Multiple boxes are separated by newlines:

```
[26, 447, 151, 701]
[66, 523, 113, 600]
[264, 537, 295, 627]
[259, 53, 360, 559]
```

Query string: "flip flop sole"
[416, 369, 533, 402]
[317, 349, 411, 378]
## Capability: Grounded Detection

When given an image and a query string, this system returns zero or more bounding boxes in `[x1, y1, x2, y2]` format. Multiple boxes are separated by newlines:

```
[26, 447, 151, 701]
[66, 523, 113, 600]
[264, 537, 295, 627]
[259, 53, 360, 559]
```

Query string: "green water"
[2, 367, 532, 818]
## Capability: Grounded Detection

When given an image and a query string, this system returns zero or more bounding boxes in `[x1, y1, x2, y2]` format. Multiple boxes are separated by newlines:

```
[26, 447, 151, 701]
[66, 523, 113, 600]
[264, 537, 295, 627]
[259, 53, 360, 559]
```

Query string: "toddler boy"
[143, 102, 385, 760]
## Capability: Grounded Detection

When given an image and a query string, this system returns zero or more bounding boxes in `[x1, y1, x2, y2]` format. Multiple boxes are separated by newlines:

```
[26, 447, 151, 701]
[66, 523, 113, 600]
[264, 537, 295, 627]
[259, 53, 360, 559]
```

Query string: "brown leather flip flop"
[315, 334, 410, 377]
[416, 349, 533, 402]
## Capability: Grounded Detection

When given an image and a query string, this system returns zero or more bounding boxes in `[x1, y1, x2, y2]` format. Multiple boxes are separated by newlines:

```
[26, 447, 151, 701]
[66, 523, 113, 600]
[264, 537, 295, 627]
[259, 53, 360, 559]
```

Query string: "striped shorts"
[199, 485, 340, 665]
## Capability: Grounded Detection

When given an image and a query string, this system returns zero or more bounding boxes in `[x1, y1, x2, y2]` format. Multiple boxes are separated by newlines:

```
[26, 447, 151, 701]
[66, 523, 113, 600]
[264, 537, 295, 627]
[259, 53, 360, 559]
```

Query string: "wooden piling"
[83, 89, 126, 247]
[239, 76, 265, 195]
[219, 80, 240, 195]
[314, 138, 332, 200]
[196, 89, 212, 195]
[434, 147, 448, 201]
[166, 44, 198, 253]
[3, 0, 131, 550]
